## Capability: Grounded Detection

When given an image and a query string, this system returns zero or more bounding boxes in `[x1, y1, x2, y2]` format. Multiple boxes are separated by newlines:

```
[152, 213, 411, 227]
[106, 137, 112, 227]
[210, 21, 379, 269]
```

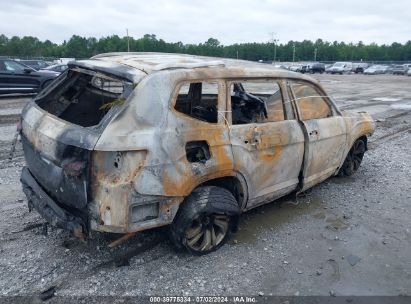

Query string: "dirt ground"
[0, 74, 410, 297]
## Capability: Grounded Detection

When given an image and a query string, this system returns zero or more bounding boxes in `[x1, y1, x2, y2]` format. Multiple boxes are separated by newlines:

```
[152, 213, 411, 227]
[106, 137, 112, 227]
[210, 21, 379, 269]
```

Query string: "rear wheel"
[169, 186, 240, 255]
[338, 139, 366, 176]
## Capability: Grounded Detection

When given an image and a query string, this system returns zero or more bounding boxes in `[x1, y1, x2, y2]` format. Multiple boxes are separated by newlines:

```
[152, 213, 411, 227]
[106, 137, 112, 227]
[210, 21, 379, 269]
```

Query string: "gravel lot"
[0, 74, 410, 297]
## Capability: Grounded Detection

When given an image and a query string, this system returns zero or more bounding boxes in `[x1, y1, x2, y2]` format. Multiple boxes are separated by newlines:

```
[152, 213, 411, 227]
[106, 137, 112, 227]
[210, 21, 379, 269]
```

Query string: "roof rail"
[154, 60, 225, 70]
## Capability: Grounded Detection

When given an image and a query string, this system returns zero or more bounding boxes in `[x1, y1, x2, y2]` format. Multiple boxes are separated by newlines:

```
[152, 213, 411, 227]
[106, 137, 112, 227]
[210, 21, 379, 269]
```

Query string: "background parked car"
[402, 63, 411, 76]
[273, 64, 288, 70]
[326, 62, 353, 74]
[40, 64, 68, 74]
[289, 64, 303, 72]
[19, 60, 49, 71]
[384, 65, 394, 74]
[300, 64, 309, 73]
[364, 65, 388, 75]
[0, 59, 58, 94]
[396, 64, 410, 76]
[324, 64, 333, 72]
[306, 62, 325, 73]
[352, 62, 370, 73]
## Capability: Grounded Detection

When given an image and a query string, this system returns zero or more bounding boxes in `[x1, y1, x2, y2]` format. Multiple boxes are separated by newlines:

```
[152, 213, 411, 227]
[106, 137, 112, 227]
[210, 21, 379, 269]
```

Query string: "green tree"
[1, 33, 411, 62]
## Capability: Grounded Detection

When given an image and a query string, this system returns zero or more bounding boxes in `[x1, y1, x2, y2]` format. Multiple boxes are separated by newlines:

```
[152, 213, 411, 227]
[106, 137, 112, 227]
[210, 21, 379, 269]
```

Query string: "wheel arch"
[195, 173, 248, 210]
[336, 135, 368, 176]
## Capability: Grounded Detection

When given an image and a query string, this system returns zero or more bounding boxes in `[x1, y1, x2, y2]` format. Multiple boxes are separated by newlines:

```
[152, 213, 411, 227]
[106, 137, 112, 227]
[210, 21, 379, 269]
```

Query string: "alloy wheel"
[185, 213, 229, 252]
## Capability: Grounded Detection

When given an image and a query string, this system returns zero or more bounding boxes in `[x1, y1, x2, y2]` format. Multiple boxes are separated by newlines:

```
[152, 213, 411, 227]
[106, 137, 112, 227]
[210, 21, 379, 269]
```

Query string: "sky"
[1, 0, 410, 45]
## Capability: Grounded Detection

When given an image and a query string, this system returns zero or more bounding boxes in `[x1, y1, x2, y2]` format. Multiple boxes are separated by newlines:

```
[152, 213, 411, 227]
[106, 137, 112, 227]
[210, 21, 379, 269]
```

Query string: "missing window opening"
[231, 81, 286, 125]
[35, 69, 133, 127]
[175, 82, 218, 123]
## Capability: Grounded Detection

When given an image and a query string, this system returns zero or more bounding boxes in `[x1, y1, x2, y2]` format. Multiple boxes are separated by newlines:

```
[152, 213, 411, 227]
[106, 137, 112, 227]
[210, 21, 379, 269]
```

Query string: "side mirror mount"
[24, 68, 32, 74]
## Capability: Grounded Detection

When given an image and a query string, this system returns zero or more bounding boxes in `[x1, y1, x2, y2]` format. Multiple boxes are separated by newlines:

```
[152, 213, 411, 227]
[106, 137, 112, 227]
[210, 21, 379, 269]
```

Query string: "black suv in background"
[0, 59, 59, 94]
[306, 62, 325, 74]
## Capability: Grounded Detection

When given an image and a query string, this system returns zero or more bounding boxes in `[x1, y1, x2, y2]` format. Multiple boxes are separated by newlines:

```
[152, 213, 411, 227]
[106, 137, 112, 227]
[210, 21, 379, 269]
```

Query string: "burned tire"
[338, 139, 366, 176]
[169, 186, 240, 255]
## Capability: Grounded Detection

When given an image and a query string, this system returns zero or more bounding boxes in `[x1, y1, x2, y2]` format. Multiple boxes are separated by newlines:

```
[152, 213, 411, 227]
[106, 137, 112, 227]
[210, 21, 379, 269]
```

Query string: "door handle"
[309, 130, 319, 136]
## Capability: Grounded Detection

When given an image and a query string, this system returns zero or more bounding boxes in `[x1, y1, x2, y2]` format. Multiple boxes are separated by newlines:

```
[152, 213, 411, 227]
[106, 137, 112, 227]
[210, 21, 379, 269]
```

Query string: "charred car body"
[20, 53, 375, 254]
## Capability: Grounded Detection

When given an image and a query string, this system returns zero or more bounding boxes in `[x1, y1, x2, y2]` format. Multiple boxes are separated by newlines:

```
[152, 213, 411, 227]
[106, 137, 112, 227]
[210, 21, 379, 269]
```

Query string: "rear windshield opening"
[36, 68, 132, 127]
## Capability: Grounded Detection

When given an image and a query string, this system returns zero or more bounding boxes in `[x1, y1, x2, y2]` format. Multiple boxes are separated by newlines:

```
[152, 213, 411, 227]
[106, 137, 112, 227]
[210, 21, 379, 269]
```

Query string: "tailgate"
[21, 103, 101, 210]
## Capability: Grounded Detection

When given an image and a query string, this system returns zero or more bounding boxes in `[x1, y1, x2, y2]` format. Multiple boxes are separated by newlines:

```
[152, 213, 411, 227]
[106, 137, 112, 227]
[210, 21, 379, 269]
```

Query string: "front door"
[0, 60, 38, 93]
[288, 80, 347, 191]
[227, 79, 305, 208]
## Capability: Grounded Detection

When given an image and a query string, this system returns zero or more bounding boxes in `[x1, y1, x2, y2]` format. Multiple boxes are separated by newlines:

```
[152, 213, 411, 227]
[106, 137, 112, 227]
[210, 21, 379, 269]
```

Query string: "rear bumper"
[20, 167, 86, 238]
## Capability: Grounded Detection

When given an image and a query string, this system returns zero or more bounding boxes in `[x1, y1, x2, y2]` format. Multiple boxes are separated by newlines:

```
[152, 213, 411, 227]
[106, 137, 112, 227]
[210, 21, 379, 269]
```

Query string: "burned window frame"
[171, 79, 226, 125]
[287, 79, 339, 121]
[33, 67, 134, 129]
[225, 78, 293, 125]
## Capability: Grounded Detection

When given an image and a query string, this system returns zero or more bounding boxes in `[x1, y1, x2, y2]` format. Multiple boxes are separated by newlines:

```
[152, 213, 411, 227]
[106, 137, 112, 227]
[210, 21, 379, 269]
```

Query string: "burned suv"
[20, 53, 375, 254]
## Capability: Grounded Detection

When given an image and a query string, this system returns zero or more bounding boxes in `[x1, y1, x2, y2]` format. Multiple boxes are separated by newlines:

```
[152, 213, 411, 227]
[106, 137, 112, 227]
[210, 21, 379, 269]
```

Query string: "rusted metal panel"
[89, 150, 185, 233]
[230, 120, 305, 208]
[300, 116, 348, 191]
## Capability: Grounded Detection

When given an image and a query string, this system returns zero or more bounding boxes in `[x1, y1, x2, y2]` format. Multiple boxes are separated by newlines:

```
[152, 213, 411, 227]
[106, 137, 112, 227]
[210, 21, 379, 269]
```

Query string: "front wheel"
[169, 186, 240, 255]
[338, 139, 366, 176]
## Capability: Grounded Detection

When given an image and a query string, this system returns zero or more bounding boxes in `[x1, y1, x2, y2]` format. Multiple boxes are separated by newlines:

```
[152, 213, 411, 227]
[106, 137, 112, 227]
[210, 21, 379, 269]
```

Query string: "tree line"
[1, 34, 411, 62]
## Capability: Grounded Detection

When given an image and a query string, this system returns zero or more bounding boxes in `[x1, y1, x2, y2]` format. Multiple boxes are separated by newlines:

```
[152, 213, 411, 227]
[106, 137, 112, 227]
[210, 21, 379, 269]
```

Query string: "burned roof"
[71, 52, 315, 84]
[91, 52, 227, 73]
[90, 52, 298, 73]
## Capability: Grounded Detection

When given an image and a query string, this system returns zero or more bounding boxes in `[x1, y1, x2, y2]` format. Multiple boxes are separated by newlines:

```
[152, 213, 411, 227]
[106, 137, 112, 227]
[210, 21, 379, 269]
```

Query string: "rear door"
[227, 79, 305, 208]
[166, 80, 235, 195]
[288, 80, 347, 191]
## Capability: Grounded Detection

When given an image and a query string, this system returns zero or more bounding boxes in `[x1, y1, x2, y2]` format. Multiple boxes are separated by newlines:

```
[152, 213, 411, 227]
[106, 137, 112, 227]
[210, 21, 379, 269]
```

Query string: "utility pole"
[314, 48, 317, 61]
[236, 50, 239, 59]
[292, 43, 296, 62]
[126, 29, 130, 52]
[273, 39, 279, 63]
[270, 32, 278, 63]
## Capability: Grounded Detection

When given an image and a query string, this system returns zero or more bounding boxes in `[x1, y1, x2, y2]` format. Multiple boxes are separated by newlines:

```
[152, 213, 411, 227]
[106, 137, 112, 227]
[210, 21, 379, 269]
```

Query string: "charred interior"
[35, 68, 131, 127]
[231, 83, 269, 124]
[175, 82, 218, 123]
